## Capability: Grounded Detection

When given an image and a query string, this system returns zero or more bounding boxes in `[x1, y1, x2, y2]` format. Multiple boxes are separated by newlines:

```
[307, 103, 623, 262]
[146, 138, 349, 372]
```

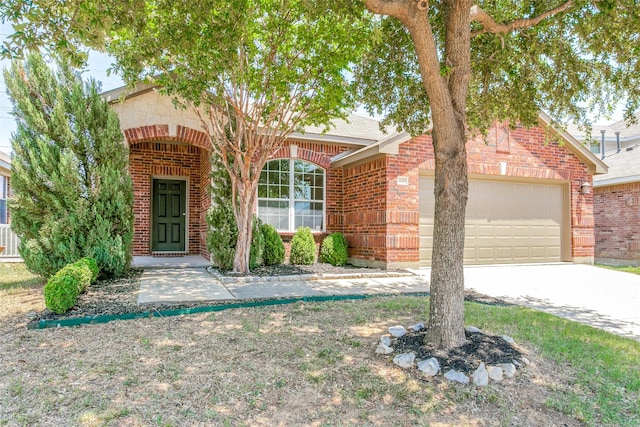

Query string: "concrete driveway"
[410, 263, 640, 341]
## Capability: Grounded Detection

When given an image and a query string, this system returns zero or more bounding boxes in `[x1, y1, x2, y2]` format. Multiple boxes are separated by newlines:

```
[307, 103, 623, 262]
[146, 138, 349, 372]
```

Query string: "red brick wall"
[594, 182, 640, 265]
[343, 124, 595, 267]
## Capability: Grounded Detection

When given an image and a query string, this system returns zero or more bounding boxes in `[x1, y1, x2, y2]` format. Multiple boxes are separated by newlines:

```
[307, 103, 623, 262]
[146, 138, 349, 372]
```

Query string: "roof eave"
[331, 132, 412, 167]
[593, 175, 640, 188]
[537, 112, 608, 175]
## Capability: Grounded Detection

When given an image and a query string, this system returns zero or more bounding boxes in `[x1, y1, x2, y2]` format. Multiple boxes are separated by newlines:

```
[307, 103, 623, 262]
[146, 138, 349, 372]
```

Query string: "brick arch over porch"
[124, 125, 211, 259]
[124, 124, 210, 151]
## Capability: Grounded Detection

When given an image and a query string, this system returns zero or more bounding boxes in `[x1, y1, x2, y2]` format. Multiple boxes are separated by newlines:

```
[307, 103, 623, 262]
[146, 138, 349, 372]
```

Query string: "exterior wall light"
[580, 181, 592, 195]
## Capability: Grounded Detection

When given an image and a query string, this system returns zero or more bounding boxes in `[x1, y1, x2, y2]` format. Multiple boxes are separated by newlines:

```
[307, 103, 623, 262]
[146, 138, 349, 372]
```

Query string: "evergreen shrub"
[320, 232, 348, 266]
[289, 227, 317, 265]
[43, 261, 93, 314]
[261, 223, 285, 266]
[77, 257, 99, 283]
[249, 217, 265, 269]
[5, 53, 133, 278]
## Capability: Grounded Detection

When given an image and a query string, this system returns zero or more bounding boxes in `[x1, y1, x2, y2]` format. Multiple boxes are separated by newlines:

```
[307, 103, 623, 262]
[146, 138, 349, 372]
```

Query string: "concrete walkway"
[137, 261, 640, 341]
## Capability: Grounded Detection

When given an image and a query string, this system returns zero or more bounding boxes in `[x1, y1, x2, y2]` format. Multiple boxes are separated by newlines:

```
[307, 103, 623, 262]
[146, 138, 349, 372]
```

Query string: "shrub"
[76, 257, 99, 283]
[44, 273, 79, 315]
[289, 227, 317, 265]
[261, 223, 285, 266]
[43, 260, 95, 314]
[207, 202, 267, 271]
[320, 232, 349, 266]
[207, 200, 237, 271]
[249, 217, 265, 269]
[6, 53, 133, 278]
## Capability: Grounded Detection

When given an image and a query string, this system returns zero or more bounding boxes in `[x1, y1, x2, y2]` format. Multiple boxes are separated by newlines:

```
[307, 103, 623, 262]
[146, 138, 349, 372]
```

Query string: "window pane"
[258, 200, 289, 230]
[294, 201, 323, 231]
[0, 200, 6, 224]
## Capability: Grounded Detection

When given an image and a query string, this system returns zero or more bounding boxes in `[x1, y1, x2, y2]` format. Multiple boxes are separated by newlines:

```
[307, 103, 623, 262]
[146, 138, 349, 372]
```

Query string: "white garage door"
[419, 176, 564, 266]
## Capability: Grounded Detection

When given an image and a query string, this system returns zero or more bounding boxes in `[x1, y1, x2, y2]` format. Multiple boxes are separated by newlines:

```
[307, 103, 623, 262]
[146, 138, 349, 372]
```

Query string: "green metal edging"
[28, 293, 432, 330]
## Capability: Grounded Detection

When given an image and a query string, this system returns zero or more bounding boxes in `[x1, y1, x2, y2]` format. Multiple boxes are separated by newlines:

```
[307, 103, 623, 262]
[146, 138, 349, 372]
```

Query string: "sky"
[0, 20, 628, 156]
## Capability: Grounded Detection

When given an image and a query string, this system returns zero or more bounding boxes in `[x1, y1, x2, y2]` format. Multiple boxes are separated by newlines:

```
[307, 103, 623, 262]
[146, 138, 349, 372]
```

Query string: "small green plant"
[43, 260, 94, 314]
[76, 257, 99, 283]
[261, 223, 285, 265]
[44, 272, 79, 314]
[249, 217, 265, 269]
[320, 232, 348, 266]
[289, 227, 317, 265]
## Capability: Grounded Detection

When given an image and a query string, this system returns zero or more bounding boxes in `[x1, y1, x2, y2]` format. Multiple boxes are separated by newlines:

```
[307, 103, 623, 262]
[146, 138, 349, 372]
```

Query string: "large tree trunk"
[232, 179, 256, 273]
[425, 126, 468, 348]
[385, 0, 471, 349]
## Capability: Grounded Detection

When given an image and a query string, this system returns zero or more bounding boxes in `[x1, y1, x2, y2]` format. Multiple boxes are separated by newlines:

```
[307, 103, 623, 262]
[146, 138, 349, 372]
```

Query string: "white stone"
[465, 326, 482, 334]
[497, 363, 517, 378]
[393, 352, 415, 369]
[444, 370, 469, 385]
[501, 335, 515, 344]
[410, 322, 425, 332]
[487, 366, 504, 382]
[417, 358, 440, 376]
[512, 359, 521, 367]
[521, 357, 530, 366]
[375, 344, 394, 355]
[388, 325, 407, 338]
[473, 363, 489, 387]
[380, 336, 392, 347]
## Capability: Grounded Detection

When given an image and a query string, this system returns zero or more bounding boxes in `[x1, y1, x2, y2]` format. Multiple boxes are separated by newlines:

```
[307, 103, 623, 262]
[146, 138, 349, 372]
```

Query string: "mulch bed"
[395, 330, 523, 372]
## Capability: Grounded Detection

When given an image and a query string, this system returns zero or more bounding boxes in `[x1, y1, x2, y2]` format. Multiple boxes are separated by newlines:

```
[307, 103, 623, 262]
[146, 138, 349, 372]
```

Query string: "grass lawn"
[1, 264, 639, 426]
[596, 264, 640, 275]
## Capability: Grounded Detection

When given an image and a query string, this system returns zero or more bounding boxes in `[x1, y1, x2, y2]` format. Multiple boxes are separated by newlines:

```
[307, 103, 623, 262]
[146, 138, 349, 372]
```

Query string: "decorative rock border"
[376, 323, 529, 387]
[207, 267, 415, 285]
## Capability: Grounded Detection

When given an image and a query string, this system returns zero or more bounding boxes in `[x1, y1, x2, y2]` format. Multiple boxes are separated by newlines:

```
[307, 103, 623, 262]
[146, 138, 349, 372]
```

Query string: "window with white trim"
[257, 159, 325, 232]
[0, 176, 7, 224]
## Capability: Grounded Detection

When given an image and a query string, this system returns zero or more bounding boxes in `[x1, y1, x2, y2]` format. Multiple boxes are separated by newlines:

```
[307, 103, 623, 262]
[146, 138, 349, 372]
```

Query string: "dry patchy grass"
[0, 263, 45, 325]
[1, 296, 583, 426]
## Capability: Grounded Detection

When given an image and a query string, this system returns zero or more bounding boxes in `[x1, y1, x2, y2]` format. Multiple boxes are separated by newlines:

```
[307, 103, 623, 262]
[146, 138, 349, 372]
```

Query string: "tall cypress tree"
[4, 52, 134, 277]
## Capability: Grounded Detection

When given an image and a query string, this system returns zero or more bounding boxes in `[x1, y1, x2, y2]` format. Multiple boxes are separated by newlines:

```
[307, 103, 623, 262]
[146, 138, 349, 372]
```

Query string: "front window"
[257, 159, 325, 231]
[0, 176, 6, 224]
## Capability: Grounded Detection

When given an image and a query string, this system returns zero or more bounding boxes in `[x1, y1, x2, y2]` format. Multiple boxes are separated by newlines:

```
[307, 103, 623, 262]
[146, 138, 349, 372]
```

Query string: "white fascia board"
[331, 132, 412, 167]
[537, 111, 608, 175]
[288, 131, 376, 147]
[102, 82, 158, 103]
[593, 175, 640, 188]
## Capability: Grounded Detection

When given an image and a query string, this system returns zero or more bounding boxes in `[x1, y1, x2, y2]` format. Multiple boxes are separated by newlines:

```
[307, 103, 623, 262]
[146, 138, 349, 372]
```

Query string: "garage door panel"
[419, 176, 564, 266]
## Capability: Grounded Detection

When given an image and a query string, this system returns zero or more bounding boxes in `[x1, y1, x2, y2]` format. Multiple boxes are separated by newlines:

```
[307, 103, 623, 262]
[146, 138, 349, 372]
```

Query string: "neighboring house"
[0, 149, 21, 259]
[571, 114, 640, 266]
[105, 85, 606, 268]
[0, 150, 9, 225]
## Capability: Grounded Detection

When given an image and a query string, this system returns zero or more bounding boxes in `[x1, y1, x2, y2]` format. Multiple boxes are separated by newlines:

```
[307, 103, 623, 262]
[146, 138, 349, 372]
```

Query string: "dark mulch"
[217, 263, 402, 277]
[395, 329, 524, 373]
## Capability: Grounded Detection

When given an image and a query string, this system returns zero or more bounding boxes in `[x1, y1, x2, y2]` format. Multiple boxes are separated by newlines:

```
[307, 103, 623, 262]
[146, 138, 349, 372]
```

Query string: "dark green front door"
[152, 179, 186, 252]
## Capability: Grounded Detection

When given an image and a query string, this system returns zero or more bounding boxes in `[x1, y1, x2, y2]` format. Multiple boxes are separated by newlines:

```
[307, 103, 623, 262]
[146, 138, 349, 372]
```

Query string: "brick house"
[571, 114, 640, 266]
[106, 85, 606, 268]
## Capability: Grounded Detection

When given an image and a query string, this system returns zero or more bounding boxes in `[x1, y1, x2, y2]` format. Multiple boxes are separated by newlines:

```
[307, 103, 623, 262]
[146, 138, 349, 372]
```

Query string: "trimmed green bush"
[320, 232, 348, 266]
[44, 273, 79, 315]
[261, 223, 285, 266]
[289, 227, 317, 265]
[43, 260, 94, 314]
[77, 257, 99, 283]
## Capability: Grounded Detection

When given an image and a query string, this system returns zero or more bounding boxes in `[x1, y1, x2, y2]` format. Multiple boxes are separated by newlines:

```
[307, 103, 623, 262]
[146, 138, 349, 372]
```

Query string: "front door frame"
[151, 176, 189, 253]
